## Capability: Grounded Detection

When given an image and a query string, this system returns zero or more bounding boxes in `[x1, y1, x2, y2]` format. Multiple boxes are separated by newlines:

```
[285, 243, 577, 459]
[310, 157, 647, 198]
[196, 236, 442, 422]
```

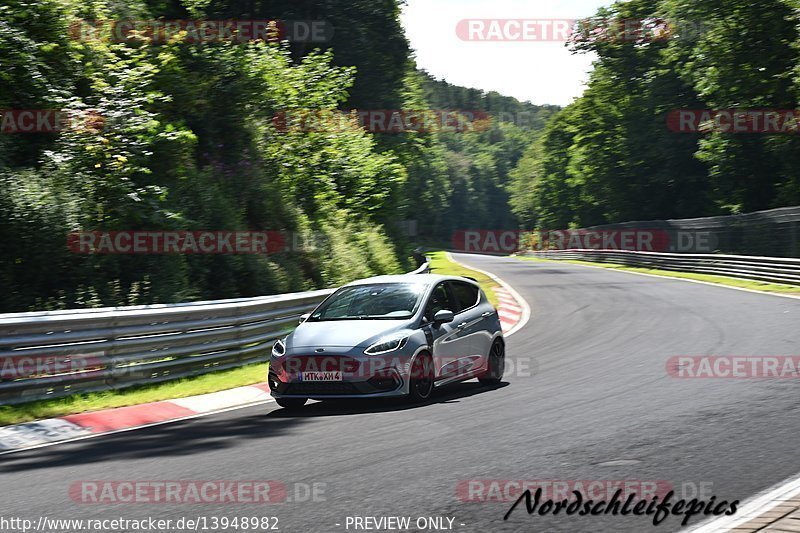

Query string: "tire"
[408, 353, 435, 403]
[479, 340, 505, 384]
[276, 397, 307, 409]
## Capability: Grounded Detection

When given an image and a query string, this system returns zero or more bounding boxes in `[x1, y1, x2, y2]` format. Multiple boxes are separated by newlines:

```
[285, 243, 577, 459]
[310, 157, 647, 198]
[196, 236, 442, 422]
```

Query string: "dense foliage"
[0, 0, 553, 312]
[510, 0, 800, 229]
[16, 0, 795, 310]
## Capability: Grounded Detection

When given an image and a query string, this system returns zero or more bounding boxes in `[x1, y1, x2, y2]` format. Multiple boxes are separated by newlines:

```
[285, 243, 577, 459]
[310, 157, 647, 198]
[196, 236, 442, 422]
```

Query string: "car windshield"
[308, 283, 426, 321]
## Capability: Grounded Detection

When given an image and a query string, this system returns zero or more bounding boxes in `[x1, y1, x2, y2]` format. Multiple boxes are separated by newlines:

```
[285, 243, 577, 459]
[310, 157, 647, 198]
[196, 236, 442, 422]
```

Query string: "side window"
[450, 282, 480, 312]
[424, 282, 454, 321]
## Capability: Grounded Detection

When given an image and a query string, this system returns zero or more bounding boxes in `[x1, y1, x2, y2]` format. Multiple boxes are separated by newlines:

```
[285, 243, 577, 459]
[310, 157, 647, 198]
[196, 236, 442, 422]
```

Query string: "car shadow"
[267, 380, 510, 418]
[0, 381, 508, 473]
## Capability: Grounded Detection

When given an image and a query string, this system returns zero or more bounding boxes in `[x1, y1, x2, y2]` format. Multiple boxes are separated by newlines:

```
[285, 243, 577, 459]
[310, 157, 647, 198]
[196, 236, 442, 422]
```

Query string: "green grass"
[517, 255, 800, 294]
[0, 362, 268, 426]
[427, 251, 501, 307]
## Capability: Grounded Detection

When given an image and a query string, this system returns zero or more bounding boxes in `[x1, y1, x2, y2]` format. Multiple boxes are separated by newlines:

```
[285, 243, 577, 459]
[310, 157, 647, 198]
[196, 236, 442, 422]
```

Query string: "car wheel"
[276, 397, 307, 409]
[408, 353, 434, 402]
[479, 340, 505, 384]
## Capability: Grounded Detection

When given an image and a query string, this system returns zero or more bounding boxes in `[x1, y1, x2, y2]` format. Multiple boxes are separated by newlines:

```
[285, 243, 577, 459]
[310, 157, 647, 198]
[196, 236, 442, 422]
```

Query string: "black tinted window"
[450, 282, 480, 312]
[424, 283, 454, 321]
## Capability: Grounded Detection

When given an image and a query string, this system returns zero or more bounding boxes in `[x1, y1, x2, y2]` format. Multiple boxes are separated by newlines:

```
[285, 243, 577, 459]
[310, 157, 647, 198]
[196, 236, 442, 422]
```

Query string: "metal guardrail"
[523, 249, 800, 286]
[581, 205, 800, 258]
[0, 260, 431, 405]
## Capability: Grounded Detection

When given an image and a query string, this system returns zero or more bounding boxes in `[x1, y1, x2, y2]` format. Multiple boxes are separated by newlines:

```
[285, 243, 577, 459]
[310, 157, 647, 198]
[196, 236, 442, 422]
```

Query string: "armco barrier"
[522, 249, 800, 286]
[579, 205, 800, 258]
[0, 261, 430, 405]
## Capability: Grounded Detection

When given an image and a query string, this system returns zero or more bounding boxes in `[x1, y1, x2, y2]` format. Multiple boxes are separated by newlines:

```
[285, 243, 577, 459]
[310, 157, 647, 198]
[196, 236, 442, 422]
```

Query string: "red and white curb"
[495, 286, 523, 334]
[0, 258, 529, 455]
[445, 252, 531, 337]
[0, 383, 274, 455]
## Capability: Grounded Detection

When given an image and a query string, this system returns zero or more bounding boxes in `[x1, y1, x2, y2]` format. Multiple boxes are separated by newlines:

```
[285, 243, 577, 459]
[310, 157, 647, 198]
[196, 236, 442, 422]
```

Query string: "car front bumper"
[268, 353, 412, 399]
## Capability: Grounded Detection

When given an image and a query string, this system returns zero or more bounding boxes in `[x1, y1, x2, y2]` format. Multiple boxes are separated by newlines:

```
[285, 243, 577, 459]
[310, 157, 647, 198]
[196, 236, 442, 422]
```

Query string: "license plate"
[299, 371, 342, 381]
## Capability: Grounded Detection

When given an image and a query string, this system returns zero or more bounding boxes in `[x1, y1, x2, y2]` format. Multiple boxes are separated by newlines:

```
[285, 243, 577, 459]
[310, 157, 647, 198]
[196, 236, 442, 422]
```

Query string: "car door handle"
[457, 322, 468, 329]
[481, 311, 493, 317]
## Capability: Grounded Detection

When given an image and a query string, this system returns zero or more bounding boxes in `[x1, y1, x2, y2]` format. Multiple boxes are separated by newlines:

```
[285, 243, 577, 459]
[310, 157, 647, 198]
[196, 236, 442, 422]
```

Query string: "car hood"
[287, 320, 413, 349]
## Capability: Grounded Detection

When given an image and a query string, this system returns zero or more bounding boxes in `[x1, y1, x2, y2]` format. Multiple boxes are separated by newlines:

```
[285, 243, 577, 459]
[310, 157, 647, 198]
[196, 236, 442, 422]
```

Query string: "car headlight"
[272, 338, 286, 357]
[364, 335, 409, 355]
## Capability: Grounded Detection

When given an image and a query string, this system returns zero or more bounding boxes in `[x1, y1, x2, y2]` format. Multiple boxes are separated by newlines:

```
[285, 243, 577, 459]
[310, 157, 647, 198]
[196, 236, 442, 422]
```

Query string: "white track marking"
[171, 385, 271, 413]
[445, 252, 532, 337]
[687, 472, 800, 532]
[0, 419, 91, 451]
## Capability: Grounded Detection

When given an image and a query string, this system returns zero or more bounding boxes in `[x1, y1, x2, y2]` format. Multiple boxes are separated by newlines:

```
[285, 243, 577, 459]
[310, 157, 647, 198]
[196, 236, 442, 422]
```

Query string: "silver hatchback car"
[268, 274, 505, 408]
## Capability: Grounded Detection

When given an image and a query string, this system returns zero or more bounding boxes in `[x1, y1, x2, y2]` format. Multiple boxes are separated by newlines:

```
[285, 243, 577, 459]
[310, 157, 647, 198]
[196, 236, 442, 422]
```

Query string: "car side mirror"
[433, 309, 454, 324]
[299, 313, 310, 324]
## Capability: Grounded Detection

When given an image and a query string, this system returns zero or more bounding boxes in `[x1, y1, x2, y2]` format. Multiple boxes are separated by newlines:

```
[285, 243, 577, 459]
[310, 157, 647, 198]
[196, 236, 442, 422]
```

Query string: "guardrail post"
[106, 314, 119, 390]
